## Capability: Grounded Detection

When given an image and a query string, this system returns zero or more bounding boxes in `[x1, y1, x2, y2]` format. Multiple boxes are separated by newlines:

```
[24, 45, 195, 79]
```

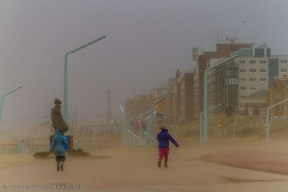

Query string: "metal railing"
[126, 129, 146, 146]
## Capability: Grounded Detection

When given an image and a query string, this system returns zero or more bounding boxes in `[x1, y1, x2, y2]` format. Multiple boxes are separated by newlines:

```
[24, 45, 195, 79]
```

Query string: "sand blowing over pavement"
[0, 138, 288, 192]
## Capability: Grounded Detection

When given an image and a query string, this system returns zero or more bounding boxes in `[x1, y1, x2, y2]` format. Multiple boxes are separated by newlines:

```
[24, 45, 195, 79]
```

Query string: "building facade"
[192, 37, 252, 118]
[178, 65, 195, 123]
[267, 77, 288, 117]
[206, 45, 288, 116]
[125, 94, 154, 120]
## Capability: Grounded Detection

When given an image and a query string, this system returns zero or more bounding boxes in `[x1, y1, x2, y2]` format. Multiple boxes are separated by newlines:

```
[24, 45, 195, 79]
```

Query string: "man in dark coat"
[157, 126, 179, 168]
[51, 98, 68, 134]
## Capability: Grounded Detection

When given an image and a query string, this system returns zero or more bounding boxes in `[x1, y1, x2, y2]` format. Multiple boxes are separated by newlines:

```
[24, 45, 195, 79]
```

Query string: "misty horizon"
[1, 0, 288, 134]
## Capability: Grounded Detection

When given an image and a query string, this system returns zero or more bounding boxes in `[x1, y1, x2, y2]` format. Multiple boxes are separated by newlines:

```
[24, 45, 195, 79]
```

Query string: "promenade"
[0, 138, 288, 192]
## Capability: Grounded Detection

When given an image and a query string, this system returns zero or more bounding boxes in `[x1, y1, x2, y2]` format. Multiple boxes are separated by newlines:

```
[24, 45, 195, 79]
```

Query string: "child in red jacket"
[157, 126, 179, 168]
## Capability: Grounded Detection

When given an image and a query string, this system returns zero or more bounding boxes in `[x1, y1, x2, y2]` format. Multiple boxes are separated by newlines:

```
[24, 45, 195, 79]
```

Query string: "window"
[239, 69, 246, 72]
[281, 60, 287, 63]
[250, 87, 256, 90]
[239, 60, 246, 63]
[250, 60, 256, 64]
[250, 78, 256, 81]
[260, 60, 267, 64]
[281, 69, 287, 72]
[250, 69, 256, 72]
[239, 78, 246, 81]
[260, 69, 266, 72]
[227, 78, 238, 85]
[275, 106, 281, 112]
[240, 104, 245, 107]
[260, 78, 266, 81]
[239, 87, 246, 90]
[275, 93, 281, 99]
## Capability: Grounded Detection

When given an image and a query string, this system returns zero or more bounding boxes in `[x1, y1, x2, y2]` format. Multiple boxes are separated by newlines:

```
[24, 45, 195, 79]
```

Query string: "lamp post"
[204, 55, 238, 145]
[284, 103, 287, 121]
[0, 86, 22, 122]
[63, 36, 106, 126]
[259, 104, 262, 124]
[120, 105, 126, 144]
[148, 97, 167, 144]
[139, 110, 151, 120]
[200, 103, 222, 146]
[266, 98, 288, 142]
[20, 115, 34, 138]
[233, 112, 243, 139]
[38, 121, 51, 144]
[10, 117, 26, 139]
[38, 113, 53, 134]
[96, 110, 111, 125]
[145, 111, 171, 144]
[176, 116, 185, 139]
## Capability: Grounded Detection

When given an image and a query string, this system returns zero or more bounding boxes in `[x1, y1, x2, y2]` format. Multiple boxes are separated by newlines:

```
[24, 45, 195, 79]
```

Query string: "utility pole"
[108, 88, 111, 124]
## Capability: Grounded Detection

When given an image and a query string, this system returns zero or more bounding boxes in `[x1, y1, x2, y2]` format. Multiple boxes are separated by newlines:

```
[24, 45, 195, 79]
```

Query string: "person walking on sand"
[48, 129, 68, 171]
[157, 125, 179, 168]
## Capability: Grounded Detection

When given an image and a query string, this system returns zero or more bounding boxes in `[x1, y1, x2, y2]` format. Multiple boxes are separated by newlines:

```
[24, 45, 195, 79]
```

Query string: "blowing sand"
[0, 138, 288, 192]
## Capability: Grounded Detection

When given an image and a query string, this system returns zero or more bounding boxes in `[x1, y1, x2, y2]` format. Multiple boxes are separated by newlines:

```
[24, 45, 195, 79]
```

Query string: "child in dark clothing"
[157, 126, 179, 168]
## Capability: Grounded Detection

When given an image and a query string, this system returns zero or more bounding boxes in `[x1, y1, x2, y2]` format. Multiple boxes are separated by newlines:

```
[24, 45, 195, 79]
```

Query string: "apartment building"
[125, 94, 154, 120]
[178, 63, 195, 122]
[125, 75, 179, 127]
[152, 85, 168, 125]
[267, 77, 288, 117]
[243, 89, 267, 116]
[166, 78, 177, 125]
[206, 45, 288, 115]
[193, 37, 252, 119]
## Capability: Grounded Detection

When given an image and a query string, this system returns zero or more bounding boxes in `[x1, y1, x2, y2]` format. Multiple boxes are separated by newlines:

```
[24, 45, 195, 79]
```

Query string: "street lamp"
[176, 116, 185, 139]
[233, 112, 243, 139]
[144, 111, 172, 144]
[20, 115, 34, 138]
[283, 103, 287, 120]
[96, 110, 111, 125]
[38, 121, 51, 144]
[10, 116, 26, 139]
[0, 85, 22, 122]
[204, 55, 238, 145]
[200, 103, 222, 146]
[259, 104, 262, 124]
[139, 112, 150, 120]
[266, 98, 288, 142]
[147, 96, 167, 144]
[63, 35, 106, 126]
[120, 105, 126, 144]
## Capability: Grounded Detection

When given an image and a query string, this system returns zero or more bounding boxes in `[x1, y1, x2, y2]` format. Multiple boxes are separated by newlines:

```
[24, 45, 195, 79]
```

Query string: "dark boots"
[164, 155, 168, 168]
[158, 160, 162, 168]
[57, 162, 60, 171]
[59, 162, 64, 171]
[57, 162, 64, 171]
[158, 155, 169, 168]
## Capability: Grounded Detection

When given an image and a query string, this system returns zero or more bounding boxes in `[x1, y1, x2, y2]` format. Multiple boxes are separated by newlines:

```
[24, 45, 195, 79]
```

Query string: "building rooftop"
[246, 89, 268, 99]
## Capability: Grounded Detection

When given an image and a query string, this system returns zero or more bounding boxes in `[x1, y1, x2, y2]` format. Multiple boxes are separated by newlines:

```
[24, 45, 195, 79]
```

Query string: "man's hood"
[54, 98, 62, 105]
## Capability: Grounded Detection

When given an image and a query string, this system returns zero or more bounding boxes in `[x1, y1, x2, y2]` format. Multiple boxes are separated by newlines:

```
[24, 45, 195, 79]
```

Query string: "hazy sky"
[1, 0, 288, 130]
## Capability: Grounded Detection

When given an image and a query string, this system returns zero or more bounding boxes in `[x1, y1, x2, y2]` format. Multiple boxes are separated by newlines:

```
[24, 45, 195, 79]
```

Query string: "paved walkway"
[198, 138, 288, 175]
[0, 139, 288, 191]
[200, 151, 288, 175]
